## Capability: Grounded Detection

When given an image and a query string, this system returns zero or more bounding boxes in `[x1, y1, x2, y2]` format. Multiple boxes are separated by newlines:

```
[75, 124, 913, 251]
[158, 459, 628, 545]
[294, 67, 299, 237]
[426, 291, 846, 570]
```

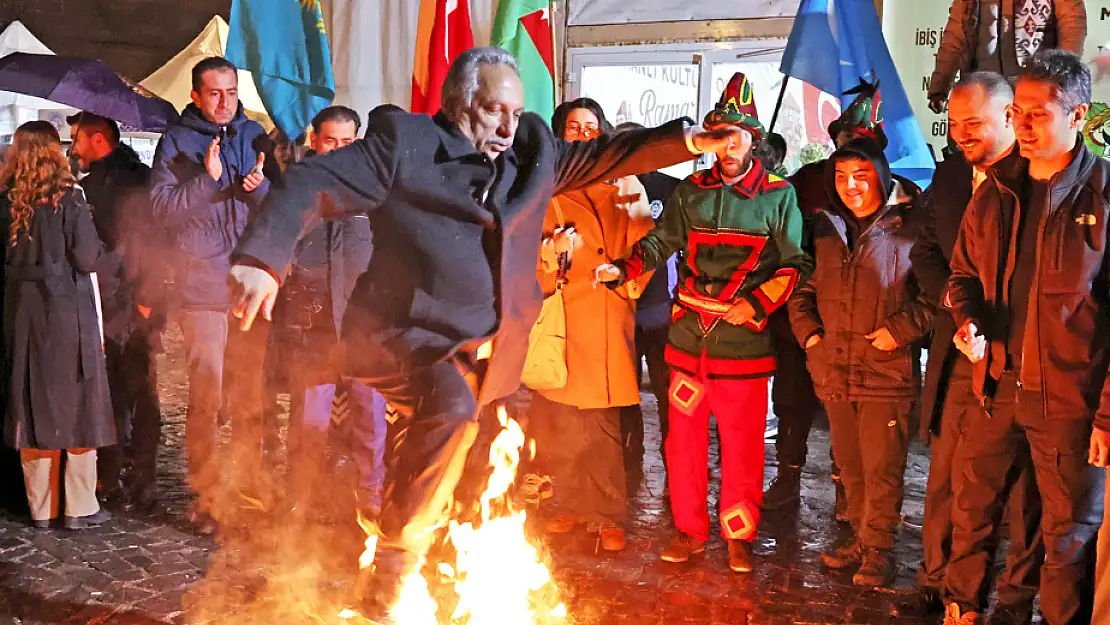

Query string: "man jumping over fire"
[226, 47, 743, 623]
[597, 72, 812, 575]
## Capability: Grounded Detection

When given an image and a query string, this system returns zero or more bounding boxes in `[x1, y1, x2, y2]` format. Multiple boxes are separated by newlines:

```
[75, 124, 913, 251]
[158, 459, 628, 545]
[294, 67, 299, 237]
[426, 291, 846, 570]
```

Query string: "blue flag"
[226, 0, 335, 139]
[780, 0, 935, 187]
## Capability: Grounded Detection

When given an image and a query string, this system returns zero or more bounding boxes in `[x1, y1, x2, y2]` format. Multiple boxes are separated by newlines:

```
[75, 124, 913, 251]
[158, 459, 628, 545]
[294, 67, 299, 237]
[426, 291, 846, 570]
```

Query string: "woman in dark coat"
[1, 121, 114, 529]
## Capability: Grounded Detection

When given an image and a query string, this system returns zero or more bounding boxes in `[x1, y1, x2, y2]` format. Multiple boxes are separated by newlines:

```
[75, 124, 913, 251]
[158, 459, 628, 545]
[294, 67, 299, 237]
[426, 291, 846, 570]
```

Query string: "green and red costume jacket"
[612, 159, 813, 379]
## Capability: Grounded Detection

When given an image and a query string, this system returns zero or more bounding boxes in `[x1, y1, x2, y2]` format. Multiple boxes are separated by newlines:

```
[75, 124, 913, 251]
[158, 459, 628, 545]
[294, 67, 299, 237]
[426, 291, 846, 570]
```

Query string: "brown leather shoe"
[545, 514, 579, 534]
[728, 539, 754, 573]
[660, 533, 706, 563]
[599, 526, 627, 552]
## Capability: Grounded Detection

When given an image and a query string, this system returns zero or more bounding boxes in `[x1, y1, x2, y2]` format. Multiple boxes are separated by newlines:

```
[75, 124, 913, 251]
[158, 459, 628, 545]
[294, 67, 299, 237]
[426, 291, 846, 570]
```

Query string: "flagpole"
[769, 76, 789, 134]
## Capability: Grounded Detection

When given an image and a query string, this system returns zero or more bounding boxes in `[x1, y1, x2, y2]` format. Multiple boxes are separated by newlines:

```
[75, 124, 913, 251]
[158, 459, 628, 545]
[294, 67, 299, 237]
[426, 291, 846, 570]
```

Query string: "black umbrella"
[0, 52, 179, 132]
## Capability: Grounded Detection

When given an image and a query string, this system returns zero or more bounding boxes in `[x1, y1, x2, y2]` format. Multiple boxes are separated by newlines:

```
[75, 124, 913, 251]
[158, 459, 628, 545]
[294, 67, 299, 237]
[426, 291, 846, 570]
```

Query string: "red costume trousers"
[666, 360, 768, 544]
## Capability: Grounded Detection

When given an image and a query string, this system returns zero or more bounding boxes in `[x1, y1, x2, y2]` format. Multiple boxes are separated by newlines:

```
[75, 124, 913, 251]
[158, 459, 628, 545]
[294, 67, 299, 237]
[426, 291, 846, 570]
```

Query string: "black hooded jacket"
[789, 139, 932, 402]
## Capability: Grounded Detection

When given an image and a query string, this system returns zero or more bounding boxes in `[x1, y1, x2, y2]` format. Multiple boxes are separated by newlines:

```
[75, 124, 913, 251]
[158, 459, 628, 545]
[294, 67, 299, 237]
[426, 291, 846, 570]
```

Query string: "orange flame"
[349, 406, 567, 624]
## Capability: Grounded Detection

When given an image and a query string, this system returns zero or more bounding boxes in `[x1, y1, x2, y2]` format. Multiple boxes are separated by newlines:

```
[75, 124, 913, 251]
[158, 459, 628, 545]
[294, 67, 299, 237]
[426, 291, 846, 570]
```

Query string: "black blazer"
[235, 107, 693, 406]
[910, 149, 1021, 437]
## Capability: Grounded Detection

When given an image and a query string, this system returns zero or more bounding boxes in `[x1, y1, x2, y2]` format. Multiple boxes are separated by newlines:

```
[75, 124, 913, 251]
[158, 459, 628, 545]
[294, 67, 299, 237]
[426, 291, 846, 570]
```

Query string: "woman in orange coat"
[528, 99, 654, 551]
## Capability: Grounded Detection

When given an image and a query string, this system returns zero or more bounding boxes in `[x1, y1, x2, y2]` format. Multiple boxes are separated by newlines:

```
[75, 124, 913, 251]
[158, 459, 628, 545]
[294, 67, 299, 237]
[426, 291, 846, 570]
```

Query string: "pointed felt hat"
[704, 72, 765, 140]
[829, 76, 887, 149]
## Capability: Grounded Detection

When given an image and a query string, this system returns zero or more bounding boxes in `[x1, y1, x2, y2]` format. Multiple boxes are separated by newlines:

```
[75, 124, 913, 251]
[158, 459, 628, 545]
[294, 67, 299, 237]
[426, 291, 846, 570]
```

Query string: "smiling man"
[788, 138, 929, 589]
[896, 72, 1044, 623]
[227, 46, 742, 624]
[945, 50, 1109, 625]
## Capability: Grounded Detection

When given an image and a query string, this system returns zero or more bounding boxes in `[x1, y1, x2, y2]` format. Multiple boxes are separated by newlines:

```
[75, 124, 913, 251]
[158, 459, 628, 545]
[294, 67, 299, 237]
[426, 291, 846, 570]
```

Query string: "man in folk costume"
[597, 73, 812, 574]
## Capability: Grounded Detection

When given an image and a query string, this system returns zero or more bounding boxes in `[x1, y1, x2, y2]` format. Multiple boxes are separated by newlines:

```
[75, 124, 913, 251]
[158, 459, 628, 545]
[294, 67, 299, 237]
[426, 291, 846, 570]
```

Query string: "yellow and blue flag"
[226, 0, 335, 139]
[780, 0, 935, 187]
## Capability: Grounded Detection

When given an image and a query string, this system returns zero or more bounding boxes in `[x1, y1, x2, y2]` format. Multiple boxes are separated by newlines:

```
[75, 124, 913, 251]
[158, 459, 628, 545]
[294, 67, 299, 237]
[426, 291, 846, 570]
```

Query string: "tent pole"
[769, 76, 789, 134]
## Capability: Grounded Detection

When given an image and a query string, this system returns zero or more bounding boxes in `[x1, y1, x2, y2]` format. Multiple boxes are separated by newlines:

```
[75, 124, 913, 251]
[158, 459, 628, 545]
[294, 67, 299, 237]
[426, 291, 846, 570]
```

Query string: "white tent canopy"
[141, 16, 273, 131]
[0, 20, 64, 112]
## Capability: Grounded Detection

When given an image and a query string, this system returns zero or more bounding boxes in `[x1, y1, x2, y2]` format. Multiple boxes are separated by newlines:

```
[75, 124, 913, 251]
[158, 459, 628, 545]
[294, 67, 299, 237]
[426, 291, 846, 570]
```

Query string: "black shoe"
[853, 548, 895, 587]
[30, 518, 54, 529]
[99, 482, 128, 512]
[985, 603, 1034, 625]
[821, 537, 861, 569]
[125, 485, 158, 513]
[833, 477, 849, 522]
[891, 586, 943, 618]
[728, 539, 754, 573]
[762, 466, 802, 511]
[64, 508, 111, 530]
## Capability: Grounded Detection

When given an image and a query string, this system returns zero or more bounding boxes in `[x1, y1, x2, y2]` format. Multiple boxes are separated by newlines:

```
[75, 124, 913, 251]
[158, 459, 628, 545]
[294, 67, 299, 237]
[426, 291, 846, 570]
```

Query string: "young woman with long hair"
[1, 120, 114, 529]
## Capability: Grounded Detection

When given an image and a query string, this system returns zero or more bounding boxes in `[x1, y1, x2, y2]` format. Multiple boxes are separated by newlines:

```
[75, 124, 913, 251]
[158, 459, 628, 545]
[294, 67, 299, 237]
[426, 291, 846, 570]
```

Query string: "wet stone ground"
[0, 326, 982, 624]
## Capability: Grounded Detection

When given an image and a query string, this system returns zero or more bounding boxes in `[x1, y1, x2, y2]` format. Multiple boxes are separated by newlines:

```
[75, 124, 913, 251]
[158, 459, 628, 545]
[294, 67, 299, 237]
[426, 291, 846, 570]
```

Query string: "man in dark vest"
[227, 47, 740, 623]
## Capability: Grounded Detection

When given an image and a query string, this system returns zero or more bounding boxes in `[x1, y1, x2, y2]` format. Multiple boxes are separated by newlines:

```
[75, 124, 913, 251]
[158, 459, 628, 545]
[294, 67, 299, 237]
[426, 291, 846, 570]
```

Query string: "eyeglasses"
[565, 124, 600, 140]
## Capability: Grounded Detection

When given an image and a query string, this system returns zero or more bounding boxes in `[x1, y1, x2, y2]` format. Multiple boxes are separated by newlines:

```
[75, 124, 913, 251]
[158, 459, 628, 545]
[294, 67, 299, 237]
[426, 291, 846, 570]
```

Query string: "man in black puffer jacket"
[789, 138, 932, 589]
[149, 56, 271, 532]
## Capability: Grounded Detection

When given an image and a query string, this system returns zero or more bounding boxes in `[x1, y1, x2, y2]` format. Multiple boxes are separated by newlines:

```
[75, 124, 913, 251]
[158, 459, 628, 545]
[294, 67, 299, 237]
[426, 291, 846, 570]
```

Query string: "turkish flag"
[412, 0, 474, 114]
[802, 81, 841, 146]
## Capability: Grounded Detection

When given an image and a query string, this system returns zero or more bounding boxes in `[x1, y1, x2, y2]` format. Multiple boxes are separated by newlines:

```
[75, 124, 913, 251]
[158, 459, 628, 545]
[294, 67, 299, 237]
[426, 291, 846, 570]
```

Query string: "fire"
[350, 406, 567, 624]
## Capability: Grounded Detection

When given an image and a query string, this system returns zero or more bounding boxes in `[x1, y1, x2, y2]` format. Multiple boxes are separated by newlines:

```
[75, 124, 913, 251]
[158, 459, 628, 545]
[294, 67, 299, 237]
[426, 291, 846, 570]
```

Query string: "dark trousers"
[180, 310, 269, 504]
[769, 310, 822, 468]
[98, 332, 162, 494]
[945, 376, 1104, 625]
[620, 324, 671, 475]
[825, 400, 912, 550]
[367, 359, 480, 584]
[919, 363, 1042, 609]
[531, 394, 628, 526]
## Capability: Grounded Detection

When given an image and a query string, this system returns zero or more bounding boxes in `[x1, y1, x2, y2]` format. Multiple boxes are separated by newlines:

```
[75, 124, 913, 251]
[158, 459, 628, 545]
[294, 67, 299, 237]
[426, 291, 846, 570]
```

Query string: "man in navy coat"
[229, 47, 739, 622]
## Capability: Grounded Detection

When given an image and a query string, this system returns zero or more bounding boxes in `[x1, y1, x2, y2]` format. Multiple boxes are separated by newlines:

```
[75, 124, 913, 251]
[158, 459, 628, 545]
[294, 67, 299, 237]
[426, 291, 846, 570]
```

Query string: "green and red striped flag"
[491, 0, 555, 121]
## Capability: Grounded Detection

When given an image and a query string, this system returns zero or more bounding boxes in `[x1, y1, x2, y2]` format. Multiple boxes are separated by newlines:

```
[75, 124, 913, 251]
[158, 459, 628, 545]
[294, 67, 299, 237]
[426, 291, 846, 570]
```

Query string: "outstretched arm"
[553, 120, 744, 196]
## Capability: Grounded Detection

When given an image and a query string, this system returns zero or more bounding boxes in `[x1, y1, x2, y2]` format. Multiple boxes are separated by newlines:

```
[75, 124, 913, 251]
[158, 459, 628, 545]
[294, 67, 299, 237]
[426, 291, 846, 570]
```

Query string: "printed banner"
[881, 2, 951, 160]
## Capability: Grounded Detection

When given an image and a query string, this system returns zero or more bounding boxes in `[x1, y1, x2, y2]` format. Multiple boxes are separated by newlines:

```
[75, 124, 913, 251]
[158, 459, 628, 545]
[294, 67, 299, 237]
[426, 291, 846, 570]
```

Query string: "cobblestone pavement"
[0, 327, 989, 625]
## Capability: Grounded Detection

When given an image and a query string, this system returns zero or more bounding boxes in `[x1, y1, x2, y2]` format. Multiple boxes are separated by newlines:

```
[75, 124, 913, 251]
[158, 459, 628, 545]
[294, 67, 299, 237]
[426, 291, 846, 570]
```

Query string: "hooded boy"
[597, 73, 812, 574]
[788, 138, 931, 588]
